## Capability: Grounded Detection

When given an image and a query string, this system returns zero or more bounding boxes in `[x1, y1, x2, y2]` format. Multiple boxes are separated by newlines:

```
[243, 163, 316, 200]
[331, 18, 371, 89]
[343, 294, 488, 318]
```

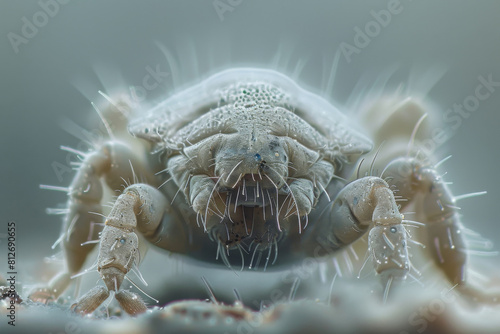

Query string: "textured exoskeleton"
[31, 68, 499, 314]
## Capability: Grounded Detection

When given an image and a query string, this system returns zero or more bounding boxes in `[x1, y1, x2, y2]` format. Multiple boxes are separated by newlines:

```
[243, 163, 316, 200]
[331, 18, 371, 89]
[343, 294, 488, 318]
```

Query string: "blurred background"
[1, 0, 499, 316]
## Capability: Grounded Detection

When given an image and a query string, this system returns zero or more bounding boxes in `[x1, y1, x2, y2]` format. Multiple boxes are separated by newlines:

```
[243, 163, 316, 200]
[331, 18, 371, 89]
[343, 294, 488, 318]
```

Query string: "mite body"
[31, 68, 499, 314]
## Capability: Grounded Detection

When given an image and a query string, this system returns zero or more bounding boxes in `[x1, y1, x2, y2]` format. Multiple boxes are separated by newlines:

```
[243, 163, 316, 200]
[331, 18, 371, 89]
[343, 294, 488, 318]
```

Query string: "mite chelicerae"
[30, 68, 500, 315]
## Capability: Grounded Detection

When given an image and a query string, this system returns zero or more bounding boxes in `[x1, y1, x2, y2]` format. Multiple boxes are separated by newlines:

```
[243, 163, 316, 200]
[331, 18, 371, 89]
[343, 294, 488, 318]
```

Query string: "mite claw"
[115, 290, 148, 315]
[28, 288, 56, 304]
[72, 286, 110, 315]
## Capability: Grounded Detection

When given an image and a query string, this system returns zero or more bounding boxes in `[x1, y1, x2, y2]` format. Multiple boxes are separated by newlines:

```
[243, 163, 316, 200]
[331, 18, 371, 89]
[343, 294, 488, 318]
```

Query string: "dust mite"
[32, 68, 499, 315]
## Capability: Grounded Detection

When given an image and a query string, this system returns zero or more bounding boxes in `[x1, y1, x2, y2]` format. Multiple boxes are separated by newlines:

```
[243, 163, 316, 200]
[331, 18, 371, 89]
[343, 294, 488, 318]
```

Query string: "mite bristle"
[131, 263, 148, 287]
[357, 253, 372, 279]
[40, 185, 70, 193]
[249, 243, 260, 270]
[454, 191, 487, 202]
[402, 219, 425, 227]
[237, 244, 245, 272]
[98, 90, 118, 108]
[103, 290, 115, 319]
[263, 244, 273, 272]
[128, 160, 139, 184]
[369, 141, 385, 177]
[60, 145, 87, 157]
[66, 214, 79, 242]
[356, 158, 365, 179]
[124, 276, 158, 303]
[272, 239, 279, 265]
[318, 182, 331, 202]
[46, 208, 70, 215]
[91, 101, 114, 140]
[382, 276, 393, 304]
[466, 239, 494, 250]
[332, 257, 343, 278]
[318, 261, 327, 284]
[466, 250, 499, 257]
[434, 155, 452, 169]
[324, 50, 341, 97]
[70, 269, 97, 280]
[233, 289, 242, 303]
[80, 240, 100, 246]
[343, 251, 354, 274]
[408, 238, 426, 249]
[288, 277, 301, 302]
[327, 273, 338, 306]
[408, 272, 425, 287]
[407, 113, 428, 157]
[88, 212, 107, 219]
[201, 276, 218, 304]
[51, 233, 65, 250]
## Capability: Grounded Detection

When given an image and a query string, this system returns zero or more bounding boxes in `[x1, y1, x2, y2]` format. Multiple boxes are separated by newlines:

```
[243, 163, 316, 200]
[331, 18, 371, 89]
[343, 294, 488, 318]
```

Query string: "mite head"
[199, 132, 295, 251]
[214, 133, 289, 191]
[181, 125, 321, 252]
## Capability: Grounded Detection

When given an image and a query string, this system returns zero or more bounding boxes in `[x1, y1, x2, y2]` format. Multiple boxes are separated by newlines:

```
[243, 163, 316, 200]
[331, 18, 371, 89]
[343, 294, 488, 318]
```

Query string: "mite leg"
[31, 145, 110, 302]
[30, 141, 152, 303]
[73, 184, 189, 315]
[356, 96, 435, 179]
[307, 176, 409, 292]
[286, 160, 335, 218]
[167, 154, 227, 227]
[382, 157, 500, 304]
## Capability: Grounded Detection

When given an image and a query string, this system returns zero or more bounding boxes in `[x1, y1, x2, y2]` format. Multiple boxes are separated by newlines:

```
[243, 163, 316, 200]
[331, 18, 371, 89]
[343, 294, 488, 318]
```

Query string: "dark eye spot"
[120, 238, 126, 244]
[269, 139, 279, 151]
[282, 154, 287, 162]
[254, 153, 261, 162]
[144, 128, 149, 134]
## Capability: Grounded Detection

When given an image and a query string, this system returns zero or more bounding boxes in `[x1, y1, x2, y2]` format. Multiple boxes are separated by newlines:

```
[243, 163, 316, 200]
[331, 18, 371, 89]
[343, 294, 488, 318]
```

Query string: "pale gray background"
[1, 0, 499, 287]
